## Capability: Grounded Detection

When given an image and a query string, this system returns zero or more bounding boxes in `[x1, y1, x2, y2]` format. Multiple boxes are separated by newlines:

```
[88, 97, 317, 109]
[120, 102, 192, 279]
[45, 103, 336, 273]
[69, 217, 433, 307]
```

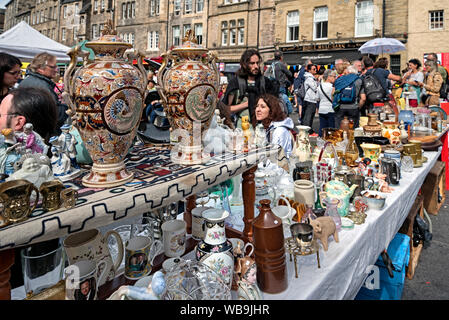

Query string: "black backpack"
[362, 69, 386, 103]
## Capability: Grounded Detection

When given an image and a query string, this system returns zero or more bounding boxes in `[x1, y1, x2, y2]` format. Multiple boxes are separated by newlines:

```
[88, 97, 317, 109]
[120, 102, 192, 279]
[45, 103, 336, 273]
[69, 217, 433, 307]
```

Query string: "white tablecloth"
[260, 149, 441, 300]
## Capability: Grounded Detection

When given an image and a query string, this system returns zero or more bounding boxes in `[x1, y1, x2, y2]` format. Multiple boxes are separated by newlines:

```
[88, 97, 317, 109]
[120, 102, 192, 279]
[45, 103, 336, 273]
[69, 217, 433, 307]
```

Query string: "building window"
[172, 25, 180, 46]
[194, 23, 203, 44]
[429, 10, 444, 30]
[229, 20, 236, 45]
[148, 30, 160, 50]
[94, 0, 98, 11]
[286, 10, 299, 42]
[61, 28, 66, 41]
[150, 0, 160, 16]
[49, 7, 52, 20]
[101, 0, 105, 10]
[132, 2, 136, 17]
[73, 27, 78, 40]
[54, 6, 57, 20]
[185, 0, 192, 14]
[314, 6, 328, 40]
[196, 0, 204, 12]
[221, 21, 228, 46]
[390, 55, 401, 76]
[99, 23, 105, 35]
[122, 3, 126, 18]
[174, 0, 181, 15]
[355, 0, 374, 37]
[92, 24, 98, 39]
[75, 4, 79, 15]
[63, 6, 67, 18]
[183, 24, 191, 37]
[238, 19, 244, 45]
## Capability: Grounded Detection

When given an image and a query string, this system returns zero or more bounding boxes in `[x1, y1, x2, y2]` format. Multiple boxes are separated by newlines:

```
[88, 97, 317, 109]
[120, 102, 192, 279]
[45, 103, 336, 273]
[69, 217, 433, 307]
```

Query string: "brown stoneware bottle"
[252, 199, 288, 294]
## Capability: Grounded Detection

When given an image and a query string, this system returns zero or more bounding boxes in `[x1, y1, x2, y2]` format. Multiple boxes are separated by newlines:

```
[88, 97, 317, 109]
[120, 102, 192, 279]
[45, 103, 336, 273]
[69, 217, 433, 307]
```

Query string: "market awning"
[283, 49, 363, 66]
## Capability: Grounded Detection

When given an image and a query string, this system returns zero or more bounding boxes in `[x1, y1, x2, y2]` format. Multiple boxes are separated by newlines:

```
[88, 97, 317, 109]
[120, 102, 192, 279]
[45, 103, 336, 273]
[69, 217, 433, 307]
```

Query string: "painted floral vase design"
[157, 30, 219, 164]
[195, 208, 234, 287]
[63, 21, 147, 187]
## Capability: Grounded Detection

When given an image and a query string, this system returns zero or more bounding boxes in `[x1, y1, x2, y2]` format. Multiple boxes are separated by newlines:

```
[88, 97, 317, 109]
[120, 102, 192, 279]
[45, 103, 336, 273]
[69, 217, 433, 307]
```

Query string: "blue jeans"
[319, 113, 336, 137]
[279, 87, 293, 114]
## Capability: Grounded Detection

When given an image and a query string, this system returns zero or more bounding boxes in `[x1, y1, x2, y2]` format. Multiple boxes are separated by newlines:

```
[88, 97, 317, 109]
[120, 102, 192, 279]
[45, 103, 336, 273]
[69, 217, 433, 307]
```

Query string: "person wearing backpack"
[293, 60, 311, 115]
[333, 65, 366, 129]
[265, 51, 293, 115]
[317, 69, 337, 137]
[301, 64, 319, 133]
[222, 49, 279, 129]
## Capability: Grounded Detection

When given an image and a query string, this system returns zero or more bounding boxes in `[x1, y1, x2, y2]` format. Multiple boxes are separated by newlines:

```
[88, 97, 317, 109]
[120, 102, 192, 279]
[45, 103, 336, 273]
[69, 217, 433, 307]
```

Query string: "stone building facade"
[407, 0, 449, 67]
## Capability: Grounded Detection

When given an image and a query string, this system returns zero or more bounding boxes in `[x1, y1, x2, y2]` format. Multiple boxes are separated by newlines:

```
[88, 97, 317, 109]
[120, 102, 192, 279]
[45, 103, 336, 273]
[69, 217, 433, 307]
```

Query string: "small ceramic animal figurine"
[0, 129, 22, 176]
[49, 136, 82, 181]
[235, 256, 263, 300]
[58, 124, 79, 169]
[241, 116, 252, 152]
[375, 173, 394, 193]
[15, 123, 48, 155]
[309, 216, 339, 251]
[110, 271, 166, 300]
[7, 154, 54, 189]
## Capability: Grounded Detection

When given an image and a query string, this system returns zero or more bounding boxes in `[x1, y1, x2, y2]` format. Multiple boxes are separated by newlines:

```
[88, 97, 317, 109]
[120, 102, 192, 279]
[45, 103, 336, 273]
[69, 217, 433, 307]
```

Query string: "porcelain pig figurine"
[309, 216, 339, 251]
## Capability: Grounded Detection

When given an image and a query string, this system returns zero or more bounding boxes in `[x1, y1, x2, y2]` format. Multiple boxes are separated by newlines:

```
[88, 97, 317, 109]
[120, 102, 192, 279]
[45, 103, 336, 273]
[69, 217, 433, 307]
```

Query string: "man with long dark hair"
[222, 49, 279, 128]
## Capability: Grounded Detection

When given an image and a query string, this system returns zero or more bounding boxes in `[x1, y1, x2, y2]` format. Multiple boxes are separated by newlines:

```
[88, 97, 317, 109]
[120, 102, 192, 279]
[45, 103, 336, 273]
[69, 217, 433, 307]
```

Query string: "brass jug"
[0, 179, 39, 224]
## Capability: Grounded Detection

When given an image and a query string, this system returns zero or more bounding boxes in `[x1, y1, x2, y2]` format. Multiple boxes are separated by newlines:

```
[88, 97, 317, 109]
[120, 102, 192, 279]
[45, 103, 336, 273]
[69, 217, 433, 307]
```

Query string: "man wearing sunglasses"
[19, 52, 68, 132]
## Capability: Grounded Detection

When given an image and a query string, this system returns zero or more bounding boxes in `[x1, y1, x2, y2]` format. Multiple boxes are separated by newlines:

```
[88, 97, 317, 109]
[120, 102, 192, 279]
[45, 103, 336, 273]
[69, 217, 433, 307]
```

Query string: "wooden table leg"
[183, 195, 196, 234]
[0, 249, 15, 300]
[242, 166, 257, 243]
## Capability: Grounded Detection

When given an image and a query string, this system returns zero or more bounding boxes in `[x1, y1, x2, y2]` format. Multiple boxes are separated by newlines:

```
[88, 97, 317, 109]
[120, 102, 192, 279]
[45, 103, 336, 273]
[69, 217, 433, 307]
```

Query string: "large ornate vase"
[63, 25, 147, 187]
[157, 30, 219, 165]
[195, 208, 234, 288]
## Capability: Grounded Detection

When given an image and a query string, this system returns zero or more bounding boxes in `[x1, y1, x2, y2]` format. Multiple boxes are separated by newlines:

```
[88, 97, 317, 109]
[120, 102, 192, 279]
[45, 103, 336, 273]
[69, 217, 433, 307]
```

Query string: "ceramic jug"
[294, 125, 311, 161]
[381, 121, 401, 145]
[195, 208, 234, 288]
[252, 199, 288, 294]
[63, 228, 124, 286]
[294, 179, 315, 207]
[360, 143, 382, 163]
[63, 21, 147, 188]
[157, 30, 219, 164]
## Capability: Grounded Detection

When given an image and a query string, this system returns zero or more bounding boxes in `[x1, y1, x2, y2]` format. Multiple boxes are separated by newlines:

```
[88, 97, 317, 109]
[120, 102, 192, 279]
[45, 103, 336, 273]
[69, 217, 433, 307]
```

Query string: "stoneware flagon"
[63, 20, 147, 187]
[157, 30, 219, 165]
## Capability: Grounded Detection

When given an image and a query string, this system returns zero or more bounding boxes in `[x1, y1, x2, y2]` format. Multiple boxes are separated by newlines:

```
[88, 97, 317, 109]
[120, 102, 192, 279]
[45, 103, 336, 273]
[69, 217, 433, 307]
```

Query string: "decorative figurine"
[15, 123, 48, 155]
[309, 216, 339, 251]
[58, 124, 79, 169]
[109, 271, 166, 300]
[49, 136, 82, 181]
[235, 256, 263, 300]
[241, 116, 252, 152]
[7, 154, 54, 189]
[254, 123, 268, 148]
[0, 129, 22, 177]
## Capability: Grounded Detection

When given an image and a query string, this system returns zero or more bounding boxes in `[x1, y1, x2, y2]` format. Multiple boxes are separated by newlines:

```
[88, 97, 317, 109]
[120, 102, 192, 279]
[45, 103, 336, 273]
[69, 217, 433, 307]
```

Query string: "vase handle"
[124, 49, 148, 96]
[156, 50, 174, 105]
[63, 45, 87, 122]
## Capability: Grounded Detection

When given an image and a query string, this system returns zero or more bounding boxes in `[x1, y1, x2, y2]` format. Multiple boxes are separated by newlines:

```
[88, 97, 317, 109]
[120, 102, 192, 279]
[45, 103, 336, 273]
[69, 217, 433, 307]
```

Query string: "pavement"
[401, 191, 449, 300]
[287, 109, 449, 300]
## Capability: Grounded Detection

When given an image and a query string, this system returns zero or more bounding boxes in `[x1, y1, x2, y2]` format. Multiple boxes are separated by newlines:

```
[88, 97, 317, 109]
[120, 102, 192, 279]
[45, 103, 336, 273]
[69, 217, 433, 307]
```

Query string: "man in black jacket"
[267, 50, 293, 114]
[222, 49, 279, 128]
[19, 52, 68, 133]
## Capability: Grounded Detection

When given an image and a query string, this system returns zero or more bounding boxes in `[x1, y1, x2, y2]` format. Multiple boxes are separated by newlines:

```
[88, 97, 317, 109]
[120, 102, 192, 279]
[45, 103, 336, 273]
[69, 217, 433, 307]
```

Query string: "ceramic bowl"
[361, 190, 386, 210]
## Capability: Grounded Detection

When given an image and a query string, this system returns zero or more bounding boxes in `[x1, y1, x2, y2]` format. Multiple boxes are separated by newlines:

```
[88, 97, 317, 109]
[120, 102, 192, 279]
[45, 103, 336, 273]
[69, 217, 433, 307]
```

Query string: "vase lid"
[85, 19, 132, 49]
[202, 208, 229, 222]
[172, 30, 208, 53]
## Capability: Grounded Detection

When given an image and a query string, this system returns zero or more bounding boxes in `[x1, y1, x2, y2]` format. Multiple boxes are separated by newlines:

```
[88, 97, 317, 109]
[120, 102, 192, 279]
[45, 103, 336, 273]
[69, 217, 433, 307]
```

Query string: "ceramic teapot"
[321, 180, 357, 217]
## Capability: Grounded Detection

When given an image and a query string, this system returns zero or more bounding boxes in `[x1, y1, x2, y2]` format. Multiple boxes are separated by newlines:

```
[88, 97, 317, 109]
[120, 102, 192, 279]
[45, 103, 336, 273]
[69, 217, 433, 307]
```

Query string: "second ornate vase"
[63, 21, 147, 188]
[157, 30, 219, 165]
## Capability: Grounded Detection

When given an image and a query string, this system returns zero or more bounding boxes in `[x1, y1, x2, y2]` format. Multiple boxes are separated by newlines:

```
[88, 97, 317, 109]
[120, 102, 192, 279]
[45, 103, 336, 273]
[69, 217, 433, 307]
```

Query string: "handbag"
[320, 83, 333, 104]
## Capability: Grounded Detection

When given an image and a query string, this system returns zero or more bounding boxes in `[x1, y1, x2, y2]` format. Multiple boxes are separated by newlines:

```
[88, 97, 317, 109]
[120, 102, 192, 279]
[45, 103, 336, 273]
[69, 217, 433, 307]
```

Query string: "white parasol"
[358, 38, 406, 55]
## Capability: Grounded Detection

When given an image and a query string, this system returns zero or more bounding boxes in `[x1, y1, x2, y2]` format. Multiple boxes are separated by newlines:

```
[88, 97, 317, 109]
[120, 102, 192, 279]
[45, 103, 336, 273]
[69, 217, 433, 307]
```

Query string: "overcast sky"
[0, 0, 8, 9]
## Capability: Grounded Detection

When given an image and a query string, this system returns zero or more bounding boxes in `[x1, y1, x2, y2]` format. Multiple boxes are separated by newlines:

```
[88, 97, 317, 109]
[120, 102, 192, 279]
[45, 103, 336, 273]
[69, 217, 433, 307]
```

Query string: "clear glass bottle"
[323, 198, 342, 231]
[301, 205, 317, 224]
